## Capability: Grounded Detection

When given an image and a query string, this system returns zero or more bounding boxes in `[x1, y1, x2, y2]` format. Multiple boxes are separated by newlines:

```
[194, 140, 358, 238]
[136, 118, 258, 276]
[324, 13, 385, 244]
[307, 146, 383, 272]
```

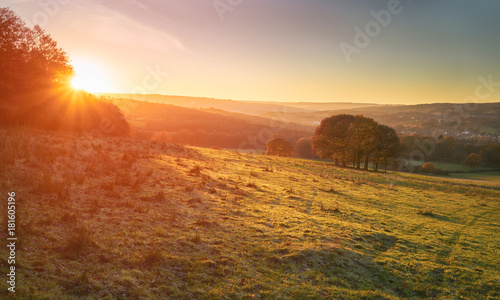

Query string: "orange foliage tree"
[265, 137, 294, 157]
[0, 7, 129, 136]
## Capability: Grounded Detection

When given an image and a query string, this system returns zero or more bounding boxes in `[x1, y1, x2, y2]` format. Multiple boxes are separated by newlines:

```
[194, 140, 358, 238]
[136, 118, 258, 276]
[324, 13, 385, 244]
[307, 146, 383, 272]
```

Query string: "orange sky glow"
[5, 0, 500, 104]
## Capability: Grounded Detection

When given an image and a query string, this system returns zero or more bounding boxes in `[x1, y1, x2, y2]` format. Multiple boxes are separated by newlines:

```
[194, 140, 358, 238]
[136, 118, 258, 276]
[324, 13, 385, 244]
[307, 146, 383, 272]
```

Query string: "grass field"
[0, 128, 499, 299]
[449, 172, 500, 184]
[410, 160, 497, 173]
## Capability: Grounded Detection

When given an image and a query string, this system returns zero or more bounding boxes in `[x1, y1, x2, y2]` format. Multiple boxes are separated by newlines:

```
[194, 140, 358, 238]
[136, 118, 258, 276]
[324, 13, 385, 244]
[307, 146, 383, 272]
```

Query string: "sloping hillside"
[101, 93, 379, 115]
[106, 94, 500, 141]
[110, 98, 314, 149]
[260, 103, 500, 140]
[1, 128, 499, 299]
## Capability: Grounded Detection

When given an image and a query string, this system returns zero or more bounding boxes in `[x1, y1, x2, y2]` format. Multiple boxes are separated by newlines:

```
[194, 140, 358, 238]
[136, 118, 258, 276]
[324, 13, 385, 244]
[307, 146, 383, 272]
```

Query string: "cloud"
[127, 0, 148, 9]
[68, 0, 190, 54]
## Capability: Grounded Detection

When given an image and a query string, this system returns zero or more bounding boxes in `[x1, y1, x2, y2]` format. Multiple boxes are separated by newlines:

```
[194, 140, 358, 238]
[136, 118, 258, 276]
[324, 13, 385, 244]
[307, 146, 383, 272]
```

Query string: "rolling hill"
[105, 94, 500, 142]
[100, 93, 379, 116]
[259, 103, 500, 141]
[109, 98, 315, 150]
[1, 128, 498, 299]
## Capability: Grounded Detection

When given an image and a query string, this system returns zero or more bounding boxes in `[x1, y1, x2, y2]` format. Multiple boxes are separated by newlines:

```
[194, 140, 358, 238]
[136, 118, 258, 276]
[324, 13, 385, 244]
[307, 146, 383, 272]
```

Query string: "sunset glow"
[71, 59, 113, 93]
[1, 3, 499, 299]
[8, 1, 500, 104]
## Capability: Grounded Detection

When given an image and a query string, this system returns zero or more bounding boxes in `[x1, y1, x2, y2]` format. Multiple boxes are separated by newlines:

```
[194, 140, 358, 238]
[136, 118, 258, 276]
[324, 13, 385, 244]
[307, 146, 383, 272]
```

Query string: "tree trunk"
[384, 158, 388, 172]
[364, 152, 370, 170]
[375, 159, 379, 172]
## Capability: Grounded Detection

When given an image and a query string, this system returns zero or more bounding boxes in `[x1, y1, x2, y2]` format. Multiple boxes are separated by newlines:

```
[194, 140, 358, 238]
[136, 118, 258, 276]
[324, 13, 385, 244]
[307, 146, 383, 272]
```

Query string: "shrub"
[294, 137, 315, 159]
[265, 137, 294, 157]
[463, 153, 482, 168]
[151, 131, 173, 144]
[422, 162, 435, 173]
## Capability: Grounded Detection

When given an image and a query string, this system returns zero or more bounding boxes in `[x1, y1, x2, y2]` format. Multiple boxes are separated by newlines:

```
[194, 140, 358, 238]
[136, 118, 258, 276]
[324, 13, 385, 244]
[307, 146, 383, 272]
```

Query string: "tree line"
[264, 114, 400, 172]
[311, 114, 400, 171]
[0, 7, 128, 136]
[400, 134, 500, 169]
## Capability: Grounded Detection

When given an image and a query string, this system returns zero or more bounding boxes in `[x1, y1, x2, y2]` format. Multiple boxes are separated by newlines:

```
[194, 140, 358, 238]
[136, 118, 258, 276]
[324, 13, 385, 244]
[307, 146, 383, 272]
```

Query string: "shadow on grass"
[268, 246, 413, 299]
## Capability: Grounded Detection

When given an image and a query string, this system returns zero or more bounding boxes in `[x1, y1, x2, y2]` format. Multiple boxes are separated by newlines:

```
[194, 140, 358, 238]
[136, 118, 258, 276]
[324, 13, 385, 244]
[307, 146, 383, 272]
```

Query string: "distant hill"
[260, 103, 500, 141]
[110, 98, 314, 150]
[101, 93, 378, 115]
[105, 94, 500, 142]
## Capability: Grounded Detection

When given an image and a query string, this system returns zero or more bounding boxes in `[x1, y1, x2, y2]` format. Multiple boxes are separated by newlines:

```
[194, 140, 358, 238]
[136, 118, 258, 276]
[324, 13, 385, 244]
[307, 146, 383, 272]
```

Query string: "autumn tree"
[0, 7, 129, 136]
[373, 124, 400, 172]
[294, 137, 315, 159]
[422, 162, 435, 173]
[349, 115, 378, 169]
[312, 114, 356, 166]
[462, 153, 482, 168]
[313, 114, 399, 170]
[265, 137, 294, 157]
[0, 8, 73, 101]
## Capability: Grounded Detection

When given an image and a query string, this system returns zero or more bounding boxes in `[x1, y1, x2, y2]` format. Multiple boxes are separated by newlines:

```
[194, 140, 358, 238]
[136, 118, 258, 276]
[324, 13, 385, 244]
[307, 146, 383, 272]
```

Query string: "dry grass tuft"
[141, 248, 164, 267]
[416, 207, 434, 216]
[320, 201, 340, 213]
[62, 222, 95, 259]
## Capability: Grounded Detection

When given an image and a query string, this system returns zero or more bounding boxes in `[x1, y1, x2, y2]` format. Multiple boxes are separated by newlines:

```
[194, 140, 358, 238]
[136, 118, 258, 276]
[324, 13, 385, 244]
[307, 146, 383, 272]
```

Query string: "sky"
[4, 0, 500, 104]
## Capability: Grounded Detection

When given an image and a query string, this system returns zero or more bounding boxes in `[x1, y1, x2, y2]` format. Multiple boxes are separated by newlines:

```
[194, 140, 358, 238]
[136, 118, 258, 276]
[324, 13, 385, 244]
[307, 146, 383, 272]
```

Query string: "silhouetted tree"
[313, 114, 399, 170]
[373, 124, 400, 172]
[1, 8, 73, 102]
[462, 153, 482, 168]
[266, 137, 294, 157]
[294, 137, 315, 159]
[0, 8, 129, 136]
[312, 114, 356, 166]
[435, 136, 457, 161]
[349, 115, 378, 169]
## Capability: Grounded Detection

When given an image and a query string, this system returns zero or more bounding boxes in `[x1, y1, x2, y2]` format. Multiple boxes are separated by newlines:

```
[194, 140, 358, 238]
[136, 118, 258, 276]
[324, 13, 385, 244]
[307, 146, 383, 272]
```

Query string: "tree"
[0, 8, 129, 136]
[462, 153, 482, 168]
[349, 115, 378, 169]
[265, 137, 294, 157]
[422, 162, 435, 173]
[0, 7, 27, 100]
[373, 124, 400, 172]
[312, 114, 356, 166]
[294, 137, 315, 159]
[434, 136, 457, 161]
[0, 8, 73, 102]
[313, 114, 400, 170]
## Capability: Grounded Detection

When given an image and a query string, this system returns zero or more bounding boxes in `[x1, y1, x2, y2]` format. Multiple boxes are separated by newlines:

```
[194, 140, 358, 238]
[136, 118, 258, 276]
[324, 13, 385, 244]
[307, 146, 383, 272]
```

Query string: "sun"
[71, 58, 113, 93]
